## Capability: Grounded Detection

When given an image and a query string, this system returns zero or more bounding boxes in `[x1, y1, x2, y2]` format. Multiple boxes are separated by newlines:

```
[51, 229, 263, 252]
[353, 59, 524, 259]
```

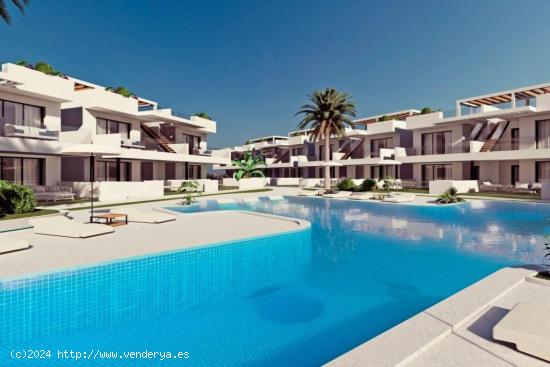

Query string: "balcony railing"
[3, 123, 59, 140]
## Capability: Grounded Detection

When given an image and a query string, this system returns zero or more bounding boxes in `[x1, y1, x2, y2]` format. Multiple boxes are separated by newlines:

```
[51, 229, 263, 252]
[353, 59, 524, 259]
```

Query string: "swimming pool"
[1, 197, 548, 366]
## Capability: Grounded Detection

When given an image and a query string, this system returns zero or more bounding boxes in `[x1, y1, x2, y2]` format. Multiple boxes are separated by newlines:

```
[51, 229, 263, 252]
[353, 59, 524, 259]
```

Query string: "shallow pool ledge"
[326, 266, 538, 367]
[0, 210, 310, 279]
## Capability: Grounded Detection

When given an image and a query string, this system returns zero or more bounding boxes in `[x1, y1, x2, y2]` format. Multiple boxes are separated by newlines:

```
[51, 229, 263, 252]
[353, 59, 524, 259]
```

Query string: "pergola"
[456, 83, 550, 115]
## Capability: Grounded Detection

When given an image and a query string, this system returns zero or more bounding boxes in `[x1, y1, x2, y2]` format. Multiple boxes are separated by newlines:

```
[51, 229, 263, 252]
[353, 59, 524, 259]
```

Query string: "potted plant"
[178, 181, 200, 205]
[231, 151, 267, 189]
[435, 187, 465, 204]
[527, 239, 550, 286]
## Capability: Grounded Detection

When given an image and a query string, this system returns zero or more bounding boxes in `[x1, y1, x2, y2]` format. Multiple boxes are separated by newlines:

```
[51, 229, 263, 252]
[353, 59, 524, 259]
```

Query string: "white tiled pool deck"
[327, 266, 550, 367]
[0, 209, 309, 278]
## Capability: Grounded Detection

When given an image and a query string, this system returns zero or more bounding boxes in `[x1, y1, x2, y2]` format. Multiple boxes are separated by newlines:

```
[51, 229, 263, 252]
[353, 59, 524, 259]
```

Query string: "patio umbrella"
[61, 144, 120, 222]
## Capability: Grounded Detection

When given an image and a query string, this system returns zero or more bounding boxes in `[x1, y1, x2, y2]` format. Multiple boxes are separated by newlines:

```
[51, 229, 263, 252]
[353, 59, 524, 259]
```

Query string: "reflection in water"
[252, 197, 548, 265]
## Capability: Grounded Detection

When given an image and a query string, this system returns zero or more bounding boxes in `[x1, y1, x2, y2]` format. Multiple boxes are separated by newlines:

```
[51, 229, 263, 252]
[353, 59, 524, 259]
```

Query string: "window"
[421, 131, 452, 155]
[96, 118, 131, 138]
[511, 128, 519, 150]
[536, 161, 550, 182]
[1, 99, 44, 128]
[292, 147, 304, 156]
[319, 144, 335, 160]
[421, 164, 452, 186]
[182, 134, 201, 154]
[370, 165, 396, 180]
[370, 138, 393, 158]
[188, 164, 202, 179]
[536, 120, 550, 149]
[0, 157, 43, 185]
[95, 160, 131, 181]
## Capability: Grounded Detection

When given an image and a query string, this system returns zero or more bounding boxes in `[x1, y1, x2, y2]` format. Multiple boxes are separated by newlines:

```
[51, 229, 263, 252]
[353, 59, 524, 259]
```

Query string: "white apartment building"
[215, 84, 550, 188]
[0, 63, 229, 193]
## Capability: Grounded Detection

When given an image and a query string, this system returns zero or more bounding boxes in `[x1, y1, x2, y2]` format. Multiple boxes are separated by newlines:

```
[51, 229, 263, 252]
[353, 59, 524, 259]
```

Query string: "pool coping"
[325, 266, 543, 366]
[0, 210, 311, 281]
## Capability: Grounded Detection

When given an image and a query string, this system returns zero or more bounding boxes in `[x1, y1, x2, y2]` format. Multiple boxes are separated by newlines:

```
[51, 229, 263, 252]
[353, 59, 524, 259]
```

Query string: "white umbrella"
[61, 144, 120, 222]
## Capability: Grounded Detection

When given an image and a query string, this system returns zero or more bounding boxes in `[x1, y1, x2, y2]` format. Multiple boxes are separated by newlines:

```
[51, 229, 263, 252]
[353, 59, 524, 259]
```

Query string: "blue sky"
[2, 0, 550, 147]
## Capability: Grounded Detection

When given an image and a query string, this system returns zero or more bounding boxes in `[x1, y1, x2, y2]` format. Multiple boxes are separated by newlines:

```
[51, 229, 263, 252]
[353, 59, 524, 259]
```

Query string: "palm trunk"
[324, 132, 331, 190]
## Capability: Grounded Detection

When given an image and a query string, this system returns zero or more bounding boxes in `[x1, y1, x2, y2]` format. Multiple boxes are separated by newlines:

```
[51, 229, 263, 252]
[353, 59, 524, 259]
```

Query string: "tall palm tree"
[0, 0, 29, 25]
[296, 88, 357, 190]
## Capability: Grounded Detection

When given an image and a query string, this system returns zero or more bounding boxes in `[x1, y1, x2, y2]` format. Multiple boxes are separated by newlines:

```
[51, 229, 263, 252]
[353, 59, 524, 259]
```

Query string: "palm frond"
[0, 0, 30, 25]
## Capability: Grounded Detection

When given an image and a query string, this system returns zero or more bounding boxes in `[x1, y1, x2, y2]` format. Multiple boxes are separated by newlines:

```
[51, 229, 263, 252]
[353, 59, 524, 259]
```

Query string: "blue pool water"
[1, 197, 548, 366]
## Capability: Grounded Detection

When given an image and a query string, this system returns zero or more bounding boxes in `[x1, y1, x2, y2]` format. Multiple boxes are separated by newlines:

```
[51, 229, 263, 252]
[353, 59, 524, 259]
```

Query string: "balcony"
[4, 123, 59, 141]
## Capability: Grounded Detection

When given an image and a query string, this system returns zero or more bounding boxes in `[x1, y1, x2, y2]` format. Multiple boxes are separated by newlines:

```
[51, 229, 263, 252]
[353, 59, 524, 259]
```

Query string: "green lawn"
[0, 208, 58, 221]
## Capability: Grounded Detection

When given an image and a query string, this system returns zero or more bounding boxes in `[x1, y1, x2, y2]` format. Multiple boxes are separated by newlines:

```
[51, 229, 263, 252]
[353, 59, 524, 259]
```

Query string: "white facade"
[0, 63, 229, 193]
[215, 85, 550, 189]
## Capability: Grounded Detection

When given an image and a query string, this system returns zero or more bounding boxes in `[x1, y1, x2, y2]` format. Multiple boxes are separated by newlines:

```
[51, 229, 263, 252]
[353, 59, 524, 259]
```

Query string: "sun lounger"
[0, 236, 31, 254]
[493, 303, 550, 361]
[29, 216, 114, 238]
[382, 194, 416, 203]
[115, 208, 176, 224]
[348, 192, 374, 200]
[323, 191, 352, 198]
[298, 190, 322, 197]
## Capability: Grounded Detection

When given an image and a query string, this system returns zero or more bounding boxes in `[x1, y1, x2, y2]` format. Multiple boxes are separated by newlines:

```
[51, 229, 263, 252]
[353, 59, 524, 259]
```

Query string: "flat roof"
[355, 109, 420, 125]
[0, 210, 309, 279]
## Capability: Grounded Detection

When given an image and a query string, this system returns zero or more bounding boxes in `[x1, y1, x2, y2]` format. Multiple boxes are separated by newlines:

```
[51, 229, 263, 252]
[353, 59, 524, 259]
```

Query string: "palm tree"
[0, 0, 29, 25]
[296, 88, 357, 190]
[231, 151, 266, 180]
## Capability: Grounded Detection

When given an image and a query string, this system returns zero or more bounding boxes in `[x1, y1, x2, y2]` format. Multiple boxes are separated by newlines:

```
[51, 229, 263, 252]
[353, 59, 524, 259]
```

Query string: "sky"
[2, 0, 550, 148]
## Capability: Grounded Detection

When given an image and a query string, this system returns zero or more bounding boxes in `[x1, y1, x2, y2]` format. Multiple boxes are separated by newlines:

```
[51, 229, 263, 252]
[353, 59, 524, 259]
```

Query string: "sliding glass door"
[0, 157, 43, 186]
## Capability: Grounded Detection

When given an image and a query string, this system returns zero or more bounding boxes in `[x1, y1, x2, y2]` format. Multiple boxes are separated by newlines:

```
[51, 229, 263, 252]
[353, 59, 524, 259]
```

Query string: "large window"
[188, 164, 202, 179]
[536, 120, 550, 149]
[95, 160, 131, 181]
[421, 131, 452, 155]
[319, 144, 335, 160]
[182, 133, 201, 154]
[0, 157, 43, 186]
[536, 161, 550, 182]
[370, 138, 393, 158]
[0, 99, 44, 128]
[96, 118, 130, 138]
[421, 164, 452, 186]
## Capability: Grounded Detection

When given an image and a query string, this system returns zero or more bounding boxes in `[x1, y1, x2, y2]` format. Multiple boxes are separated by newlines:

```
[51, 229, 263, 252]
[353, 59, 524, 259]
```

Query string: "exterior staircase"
[141, 124, 176, 153]
[469, 122, 486, 141]
[273, 148, 290, 163]
[480, 120, 509, 152]
[339, 138, 364, 159]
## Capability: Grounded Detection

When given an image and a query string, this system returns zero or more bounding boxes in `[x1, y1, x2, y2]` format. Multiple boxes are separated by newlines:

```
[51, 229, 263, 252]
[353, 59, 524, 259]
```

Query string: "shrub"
[336, 178, 356, 191]
[420, 107, 432, 114]
[360, 178, 377, 192]
[436, 187, 465, 204]
[0, 181, 36, 214]
[378, 115, 391, 121]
